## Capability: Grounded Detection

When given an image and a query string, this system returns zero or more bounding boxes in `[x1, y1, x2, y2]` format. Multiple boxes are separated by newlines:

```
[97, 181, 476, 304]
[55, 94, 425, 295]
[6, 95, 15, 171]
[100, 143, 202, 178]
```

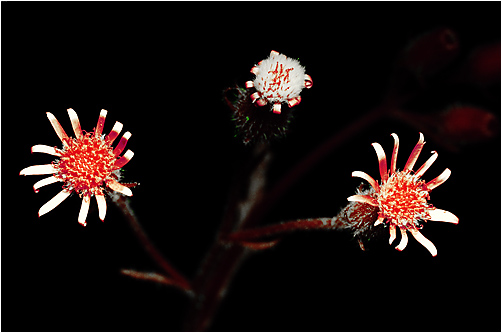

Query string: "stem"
[240, 106, 388, 232]
[388, 108, 460, 152]
[112, 195, 192, 292]
[226, 217, 345, 243]
[239, 239, 281, 250]
[120, 269, 178, 287]
[183, 107, 386, 331]
[184, 144, 271, 331]
[184, 244, 246, 331]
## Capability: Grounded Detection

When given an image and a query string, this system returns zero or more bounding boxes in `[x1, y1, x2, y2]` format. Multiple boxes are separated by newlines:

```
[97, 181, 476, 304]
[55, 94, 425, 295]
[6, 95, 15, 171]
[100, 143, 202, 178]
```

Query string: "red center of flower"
[54, 132, 116, 197]
[377, 171, 431, 227]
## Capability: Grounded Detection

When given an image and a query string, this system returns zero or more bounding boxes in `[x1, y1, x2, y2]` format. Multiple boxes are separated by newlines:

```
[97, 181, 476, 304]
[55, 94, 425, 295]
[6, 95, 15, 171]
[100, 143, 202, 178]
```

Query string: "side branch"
[120, 269, 178, 287]
[226, 217, 346, 243]
[238, 106, 388, 233]
[112, 195, 192, 292]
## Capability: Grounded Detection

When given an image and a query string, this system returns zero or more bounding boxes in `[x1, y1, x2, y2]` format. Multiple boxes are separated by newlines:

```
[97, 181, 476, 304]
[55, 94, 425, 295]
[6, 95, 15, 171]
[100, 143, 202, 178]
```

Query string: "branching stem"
[183, 106, 387, 331]
[112, 195, 192, 292]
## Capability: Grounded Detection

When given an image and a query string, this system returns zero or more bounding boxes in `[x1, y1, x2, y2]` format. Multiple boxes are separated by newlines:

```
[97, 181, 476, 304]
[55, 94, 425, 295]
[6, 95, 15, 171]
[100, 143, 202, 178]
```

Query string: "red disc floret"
[54, 132, 116, 197]
[377, 171, 431, 227]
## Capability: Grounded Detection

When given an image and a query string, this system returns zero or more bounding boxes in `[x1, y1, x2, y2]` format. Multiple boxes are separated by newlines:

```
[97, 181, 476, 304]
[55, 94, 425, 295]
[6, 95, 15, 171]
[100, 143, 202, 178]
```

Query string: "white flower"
[245, 50, 312, 114]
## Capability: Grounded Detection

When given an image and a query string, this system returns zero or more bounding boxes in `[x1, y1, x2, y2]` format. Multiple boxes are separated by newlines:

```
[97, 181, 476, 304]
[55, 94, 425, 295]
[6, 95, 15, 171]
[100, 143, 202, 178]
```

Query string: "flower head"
[245, 50, 312, 114]
[347, 133, 458, 256]
[20, 108, 135, 226]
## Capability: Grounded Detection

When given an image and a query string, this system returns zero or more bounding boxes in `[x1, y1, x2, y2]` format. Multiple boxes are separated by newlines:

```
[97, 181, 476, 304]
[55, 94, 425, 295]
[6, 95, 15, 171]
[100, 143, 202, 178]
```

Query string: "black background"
[2, 2, 500, 331]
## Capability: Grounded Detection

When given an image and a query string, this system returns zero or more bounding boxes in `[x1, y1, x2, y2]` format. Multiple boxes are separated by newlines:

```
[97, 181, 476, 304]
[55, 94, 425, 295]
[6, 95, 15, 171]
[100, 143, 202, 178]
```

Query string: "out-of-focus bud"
[440, 105, 498, 143]
[391, 105, 498, 152]
[458, 42, 501, 87]
[394, 28, 459, 86]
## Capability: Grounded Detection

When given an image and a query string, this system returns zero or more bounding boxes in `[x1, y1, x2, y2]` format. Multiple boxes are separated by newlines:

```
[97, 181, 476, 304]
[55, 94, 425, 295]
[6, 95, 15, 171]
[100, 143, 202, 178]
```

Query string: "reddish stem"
[226, 217, 341, 243]
[120, 269, 178, 287]
[239, 239, 281, 250]
[113, 196, 192, 292]
[184, 145, 271, 331]
[183, 107, 387, 331]
[240, 106, 388, 232]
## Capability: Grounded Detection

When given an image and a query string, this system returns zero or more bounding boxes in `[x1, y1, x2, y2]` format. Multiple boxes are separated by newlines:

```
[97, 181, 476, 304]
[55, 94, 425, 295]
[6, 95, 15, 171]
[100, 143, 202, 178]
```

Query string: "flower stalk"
[226, 218, 341, 243]
[112, 195, 192, 292]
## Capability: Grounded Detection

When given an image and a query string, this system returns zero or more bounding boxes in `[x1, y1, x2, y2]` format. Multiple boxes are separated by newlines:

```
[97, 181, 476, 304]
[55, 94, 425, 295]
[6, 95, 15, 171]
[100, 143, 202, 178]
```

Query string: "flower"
[245, 50, 313, 114]
[347, 133, 458, 256]
[20, 108, 135, 226]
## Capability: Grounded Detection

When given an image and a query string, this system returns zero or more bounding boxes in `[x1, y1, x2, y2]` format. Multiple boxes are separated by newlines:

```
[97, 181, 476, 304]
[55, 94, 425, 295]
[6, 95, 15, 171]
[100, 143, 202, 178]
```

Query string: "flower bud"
[441, 105, 498, 143]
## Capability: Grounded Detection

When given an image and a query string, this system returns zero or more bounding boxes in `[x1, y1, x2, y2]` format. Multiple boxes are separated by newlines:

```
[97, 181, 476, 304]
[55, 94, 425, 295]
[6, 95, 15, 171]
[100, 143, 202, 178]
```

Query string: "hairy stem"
[120, 269, 178, 287]
[183, 107, 386, 331]
[112, 195, 192, 292]
[184, 144, 271, 331]
[226, 217, 346, 243]
[239, 106, 387, 233]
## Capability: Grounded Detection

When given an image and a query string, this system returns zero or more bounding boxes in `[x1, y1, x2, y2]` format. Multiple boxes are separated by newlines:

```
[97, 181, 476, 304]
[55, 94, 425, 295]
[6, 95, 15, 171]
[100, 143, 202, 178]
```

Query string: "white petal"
[404, 132, 425, 172]
[395, 227, 408, 251]
[31, 145, 61, 156]
[95, 109, 108, 137]
[113, 132, 132, 156]
[96, 194, 107, 221]
[107, 179, 133, 196]
[409, 227, 437, 256]
[67, 108, 83, 139]
[426, 168, 451, 190]
[374, 215, 384, 226]
[46, 112, 69, 146]
[113, 149, 134, 169]
[39, 190, 71, 217]
[352, 171, 380, 193]
[389, 224, 396, 244]
[414, 151, 438, 179]
[389, 133, 399, 175]
[347, 195, 379, 206]
[372, 142, 388, 183]
[105, 121, 123, 145]
[428, 209, 459, 224]
[33, 176, 61, 192]
[20, 164, 57, 176]
[78, 195, 90, 226]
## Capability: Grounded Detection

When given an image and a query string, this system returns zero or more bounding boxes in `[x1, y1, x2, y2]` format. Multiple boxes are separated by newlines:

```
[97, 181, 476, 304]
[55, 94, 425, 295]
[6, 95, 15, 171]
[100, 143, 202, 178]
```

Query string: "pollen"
[54, 132, 116, 197]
